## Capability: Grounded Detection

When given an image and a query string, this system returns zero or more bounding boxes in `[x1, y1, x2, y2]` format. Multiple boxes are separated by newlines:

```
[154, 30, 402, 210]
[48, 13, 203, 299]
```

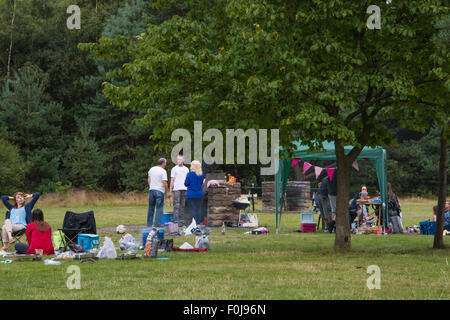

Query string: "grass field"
[0, 194, 449, 300]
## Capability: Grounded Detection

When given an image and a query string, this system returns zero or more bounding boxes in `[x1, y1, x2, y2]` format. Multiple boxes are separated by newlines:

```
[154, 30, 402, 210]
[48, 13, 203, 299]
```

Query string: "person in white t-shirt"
[170, 155, 189, 226]
[147, 158, 169, 227]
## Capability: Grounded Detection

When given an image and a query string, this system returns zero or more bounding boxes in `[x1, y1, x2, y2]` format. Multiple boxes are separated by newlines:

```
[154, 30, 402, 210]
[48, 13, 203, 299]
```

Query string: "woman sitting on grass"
[15, 209, 54, 255]
[1, 192, 40, 252]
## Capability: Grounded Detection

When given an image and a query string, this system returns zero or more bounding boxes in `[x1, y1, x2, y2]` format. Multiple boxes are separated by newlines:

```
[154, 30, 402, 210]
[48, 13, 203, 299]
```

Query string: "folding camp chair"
[1, 211, 27, 247]
[58, 211, 96, 251]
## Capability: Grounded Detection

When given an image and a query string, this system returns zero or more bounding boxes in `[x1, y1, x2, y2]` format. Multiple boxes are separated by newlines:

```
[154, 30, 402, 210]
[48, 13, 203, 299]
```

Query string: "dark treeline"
[0, 0, 447, 196]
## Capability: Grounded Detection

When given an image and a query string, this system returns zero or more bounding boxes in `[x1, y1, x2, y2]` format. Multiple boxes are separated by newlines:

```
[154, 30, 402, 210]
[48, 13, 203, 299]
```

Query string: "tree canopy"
[84, 0, 448, 247]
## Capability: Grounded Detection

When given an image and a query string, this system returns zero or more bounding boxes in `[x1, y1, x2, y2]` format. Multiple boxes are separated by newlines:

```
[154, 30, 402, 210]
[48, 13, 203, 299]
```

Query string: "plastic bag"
[97, 237, 117, 259]
[119, 233, 138, 250]
[195, 235, 210, 250]
[184, 218, 197, 236]
[52, 231, 66, 250]
[180, 242, 194, 249]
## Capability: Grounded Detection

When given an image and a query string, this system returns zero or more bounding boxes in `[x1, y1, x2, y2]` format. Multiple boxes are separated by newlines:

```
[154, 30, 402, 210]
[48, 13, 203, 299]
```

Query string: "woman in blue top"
[1, 192, 40, 252]
[184, 160, 205, 225]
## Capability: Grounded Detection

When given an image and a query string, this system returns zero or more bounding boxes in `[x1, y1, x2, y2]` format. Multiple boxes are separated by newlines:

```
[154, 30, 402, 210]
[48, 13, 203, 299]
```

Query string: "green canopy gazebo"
[275, 140, 387, 233]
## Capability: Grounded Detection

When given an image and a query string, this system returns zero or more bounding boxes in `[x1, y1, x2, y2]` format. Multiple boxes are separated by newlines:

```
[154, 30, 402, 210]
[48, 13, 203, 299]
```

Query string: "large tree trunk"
[433, 129, 447, 249]
[334, 143, 353, 249]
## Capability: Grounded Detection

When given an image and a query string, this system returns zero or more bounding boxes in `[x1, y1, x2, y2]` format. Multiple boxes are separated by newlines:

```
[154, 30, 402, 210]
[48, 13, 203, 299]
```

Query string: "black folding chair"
[1, 211, 27, 247]
[58, 211, 96, 251]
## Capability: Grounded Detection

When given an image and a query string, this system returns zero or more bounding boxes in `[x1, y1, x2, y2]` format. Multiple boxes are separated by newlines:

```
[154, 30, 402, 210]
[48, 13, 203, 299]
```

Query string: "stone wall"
[206, 182, 241, 227]
[262, 181, 311, 212]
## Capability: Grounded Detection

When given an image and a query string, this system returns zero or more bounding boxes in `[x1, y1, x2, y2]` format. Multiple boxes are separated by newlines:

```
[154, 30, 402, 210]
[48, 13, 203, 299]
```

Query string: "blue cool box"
[162, 212, 173, 224]
[77, 234, 100, 251]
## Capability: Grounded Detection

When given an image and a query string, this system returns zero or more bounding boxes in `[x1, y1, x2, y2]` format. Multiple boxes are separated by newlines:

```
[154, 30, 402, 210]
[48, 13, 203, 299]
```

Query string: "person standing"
[170, 155, 189, 226]
[184, 160, 205, 225]
[147, 158, 169, 227]
[1, 192, 40, 252]
[387, 182, 403, 234]
[317, 177, 331, 232]
[327, 170, 338, 233]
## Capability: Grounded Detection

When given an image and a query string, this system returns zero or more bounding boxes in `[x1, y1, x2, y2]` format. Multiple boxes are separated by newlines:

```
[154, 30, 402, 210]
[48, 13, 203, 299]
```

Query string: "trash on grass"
[184, 219, 197, 236]
[97, 237, 117, 259]
[119, 233, 139, 251]
[195, 235, 210, 250]
[179, 242, 194, 249]
[44, 259, 62, 265]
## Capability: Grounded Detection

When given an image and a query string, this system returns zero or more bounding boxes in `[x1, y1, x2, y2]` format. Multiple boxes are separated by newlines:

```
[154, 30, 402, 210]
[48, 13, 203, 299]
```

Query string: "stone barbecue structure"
[262, 181, 311, 212]
[206, 182, 241, 227]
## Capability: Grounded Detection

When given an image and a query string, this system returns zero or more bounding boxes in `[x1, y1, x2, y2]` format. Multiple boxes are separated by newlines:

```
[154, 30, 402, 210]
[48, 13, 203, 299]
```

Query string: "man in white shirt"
[170, 155, 189, 225]
[147, 158, 169, 227]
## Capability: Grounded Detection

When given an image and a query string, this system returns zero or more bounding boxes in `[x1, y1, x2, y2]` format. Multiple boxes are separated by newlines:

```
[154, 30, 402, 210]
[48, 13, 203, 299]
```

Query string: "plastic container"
[157, 228, 164, 240]
[77, 234, 100, 251]
[162, 212, 173, 224]
[419, 220, 436, 235]
[142, 228, 151, 247]
[300, 212, 314, 223]
[301, 223, 316, 232]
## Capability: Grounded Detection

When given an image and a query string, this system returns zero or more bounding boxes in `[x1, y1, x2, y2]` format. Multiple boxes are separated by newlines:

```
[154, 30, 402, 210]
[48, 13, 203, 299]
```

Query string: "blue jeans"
[187, 198, 203, 225]
[147, 190, 164, 227]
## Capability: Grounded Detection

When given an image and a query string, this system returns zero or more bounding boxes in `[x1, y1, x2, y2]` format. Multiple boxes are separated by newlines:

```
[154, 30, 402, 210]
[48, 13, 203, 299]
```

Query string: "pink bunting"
[291, 158, 301, 167]
[352, 161, 359, 171]
[326, 168, 335, 181]
[314, 166, 322, 179]
[303, 162, 312, 174]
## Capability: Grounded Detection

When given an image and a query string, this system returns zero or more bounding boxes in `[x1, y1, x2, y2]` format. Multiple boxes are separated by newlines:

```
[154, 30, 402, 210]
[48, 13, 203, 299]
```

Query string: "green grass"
[1, 199, 448, 300]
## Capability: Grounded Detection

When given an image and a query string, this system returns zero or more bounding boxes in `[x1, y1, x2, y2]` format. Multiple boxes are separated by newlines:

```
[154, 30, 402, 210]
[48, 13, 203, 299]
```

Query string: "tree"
[0, 138, 27, 195]
[84, 0, 448, 248]
[430, 14, 449, 249]
[79, 0, 186, 191]
[0, 63, 64, 189]
[63, 122, 106, 189]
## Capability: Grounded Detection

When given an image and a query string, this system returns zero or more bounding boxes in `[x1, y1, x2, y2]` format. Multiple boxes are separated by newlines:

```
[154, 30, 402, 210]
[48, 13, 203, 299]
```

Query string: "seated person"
[15, 209, 55, 255]
[1, 192, 40, 252]
[444, 200, 450, 232]
[349, 193, 360, 227]
[358, 185, 372, 222]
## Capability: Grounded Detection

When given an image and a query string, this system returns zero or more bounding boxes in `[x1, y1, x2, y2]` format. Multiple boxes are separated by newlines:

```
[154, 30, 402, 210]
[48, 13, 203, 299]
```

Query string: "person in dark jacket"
[387, 182, 403, 234]
[1, 192, 40, 251]
[349, 192, 360, 228]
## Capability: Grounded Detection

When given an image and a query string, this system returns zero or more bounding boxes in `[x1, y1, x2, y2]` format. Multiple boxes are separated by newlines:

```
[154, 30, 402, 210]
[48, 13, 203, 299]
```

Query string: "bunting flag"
[303, 162, 312, 174]
[326, 168, 335, 181]
[314, 166, 323, 179]
[291, 158, 301, 167]
[352, 161, 359, 171]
